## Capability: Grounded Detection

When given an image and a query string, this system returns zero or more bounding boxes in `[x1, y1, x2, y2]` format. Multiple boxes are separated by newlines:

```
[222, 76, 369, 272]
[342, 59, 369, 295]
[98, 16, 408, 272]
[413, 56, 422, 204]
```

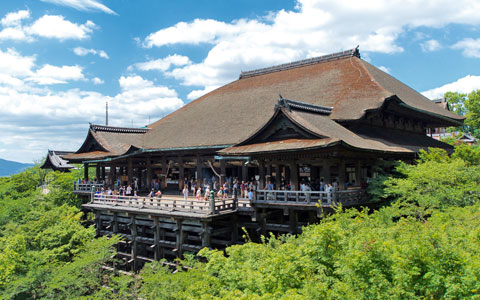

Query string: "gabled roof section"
[40, 150, 75, 171]
[65, 124, 148, 162]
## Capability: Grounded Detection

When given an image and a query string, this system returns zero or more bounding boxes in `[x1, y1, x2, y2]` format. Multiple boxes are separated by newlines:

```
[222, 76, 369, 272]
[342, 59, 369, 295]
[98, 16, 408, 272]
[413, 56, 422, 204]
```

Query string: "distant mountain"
[0, 158, 34, 177]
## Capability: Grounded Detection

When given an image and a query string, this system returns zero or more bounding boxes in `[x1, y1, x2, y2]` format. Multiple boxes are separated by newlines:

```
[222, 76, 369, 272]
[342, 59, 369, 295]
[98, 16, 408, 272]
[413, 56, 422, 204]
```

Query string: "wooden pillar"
[196, 155, 203, 184]
[95, 165, 100, 181]
[259, 160, 265, 189]
[175, 219, 184, 258]
[289, 162, 298, 190]
[127, 158, 133, 185]
[146, 158, 152, 191]
[275, 164, 281, 189]
[289, 209, 298, 234]
[111, 165, 117, 186]
[321, 161, 331, 184]
[161, 157, 167, 189]
[220, 159, 226, 186]
[153, 217, 160, 261]
[338, 161, 346, 190]
[242, 165, 248, 182]
[84, 163, 89, 181]
[130, 215, 137, 272]
[101, 165, 106, 182]
[178, 157, 184, 191]
[112, 212, 118, 234]
[266, 164, 272, 184]
[201, 222, 211, 248]
[355, 161, 362, 186]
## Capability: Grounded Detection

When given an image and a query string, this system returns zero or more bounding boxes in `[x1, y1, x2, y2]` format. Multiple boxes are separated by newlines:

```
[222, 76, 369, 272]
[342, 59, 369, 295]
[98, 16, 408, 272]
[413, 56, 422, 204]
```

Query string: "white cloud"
[73, 47, 109, 59]
[452, 38, 480, 58]
[420, 39, 441, 52]
[187, 86, 219, 100]
[92, 77, 104, 84]
[1, 10, 30, 27]
[27, 15, 96, 40]
[422, 75, 480, 99]
[142, 0, 480, 92]
[133, 54, 191, 72]
[377, 66, 390, 74]
[40, 0, 117, 15]
[27, 65, 84, 85]
[0, 27, 30, 41]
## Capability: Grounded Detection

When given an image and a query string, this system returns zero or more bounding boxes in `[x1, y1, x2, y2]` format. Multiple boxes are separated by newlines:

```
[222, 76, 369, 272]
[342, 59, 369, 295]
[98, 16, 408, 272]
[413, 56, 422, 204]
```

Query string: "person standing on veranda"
[183, 184, 189, 203]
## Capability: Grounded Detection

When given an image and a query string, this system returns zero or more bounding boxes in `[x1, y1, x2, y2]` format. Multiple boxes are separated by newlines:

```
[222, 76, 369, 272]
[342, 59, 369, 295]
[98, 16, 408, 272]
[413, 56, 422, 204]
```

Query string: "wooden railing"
[254, 189, 368, 207]
[73, 183, 104, 193]
[90, 194, 237, 215]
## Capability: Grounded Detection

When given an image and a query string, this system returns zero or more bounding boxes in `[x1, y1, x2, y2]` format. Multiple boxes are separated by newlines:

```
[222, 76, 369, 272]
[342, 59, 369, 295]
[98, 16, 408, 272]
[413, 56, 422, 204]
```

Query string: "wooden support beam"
[274, 164, 282, 189]
[153, 217, 160, 261]
[178, 157, 184, 191]
[259, 160, 265, 190]
[289, 162, 299, 190]
[201, 221, 211, 248]
[84, 163, 89, 181]
[146, 158, 152, 191]
[338, 161, 346, 190]
[127, 158, 133, 185]
[95, 166, 100, 181]
[220, 159, 226, 187]
[242, 165, 248, 182]
[161, 157, 167, 189]
[175, 219, 184, 258]
[196, 155, 203, 185]
[130, 215, 138, 272]
[289, 209, 298, 234]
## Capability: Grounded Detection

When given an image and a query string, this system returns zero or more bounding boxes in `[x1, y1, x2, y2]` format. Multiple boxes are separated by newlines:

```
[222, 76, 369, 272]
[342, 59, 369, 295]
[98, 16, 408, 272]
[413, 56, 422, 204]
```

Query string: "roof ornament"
[275, 94, 292, 112]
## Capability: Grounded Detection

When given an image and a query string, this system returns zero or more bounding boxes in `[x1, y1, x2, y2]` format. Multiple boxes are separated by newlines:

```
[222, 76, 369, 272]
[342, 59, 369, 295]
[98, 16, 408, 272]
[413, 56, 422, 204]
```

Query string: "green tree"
[445, 89, 480, 138]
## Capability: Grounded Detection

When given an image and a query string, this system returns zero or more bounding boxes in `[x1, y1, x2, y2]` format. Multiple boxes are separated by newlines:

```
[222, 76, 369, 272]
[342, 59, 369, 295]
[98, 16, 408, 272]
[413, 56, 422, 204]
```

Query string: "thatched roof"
[143, 48, 462, 151]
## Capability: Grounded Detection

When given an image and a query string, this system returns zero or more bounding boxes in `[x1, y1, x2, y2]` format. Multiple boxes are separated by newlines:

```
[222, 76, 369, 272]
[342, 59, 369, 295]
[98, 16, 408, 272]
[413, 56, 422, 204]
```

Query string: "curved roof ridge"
[239, 47, 360, 79]
[90, 123, 149, 134]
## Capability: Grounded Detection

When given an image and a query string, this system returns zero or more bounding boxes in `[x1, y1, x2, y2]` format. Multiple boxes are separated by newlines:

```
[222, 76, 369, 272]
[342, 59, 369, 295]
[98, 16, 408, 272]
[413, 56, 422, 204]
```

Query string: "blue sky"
[1, 0, 480, 163]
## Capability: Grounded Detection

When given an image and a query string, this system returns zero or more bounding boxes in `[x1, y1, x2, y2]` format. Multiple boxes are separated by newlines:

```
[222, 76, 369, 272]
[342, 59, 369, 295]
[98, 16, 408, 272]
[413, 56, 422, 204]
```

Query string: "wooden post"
[289, 209, 298, 234]
[355, 161, 362, 186]
[178, 157, 184, 191]
[201, 222, 211, 248]
[111, 165, 117, 186]
[161, 157, 167, 189]
[101, 165, 106, 182]
[220, 159, 226, 187]
[146, 158, 152, 191]
[112, 212, 118, 234]
[339, 161, 346, 190]
[84, 163, 89, 181]
[95, 165, 100, 182]
[321, 161, 331, 184]
[130, 215, 138, 272]
[196, 155, 203, 185]
[242, 165, 248, 182]
[153, 217, 160, 261]
[127, 158, 133, 185]
[175, 219, 184, 258]
[259, 160, 265, 189]
[275, 164, 282, 189]
[266, 164, 271, 185]
[289, 162, 299, 190]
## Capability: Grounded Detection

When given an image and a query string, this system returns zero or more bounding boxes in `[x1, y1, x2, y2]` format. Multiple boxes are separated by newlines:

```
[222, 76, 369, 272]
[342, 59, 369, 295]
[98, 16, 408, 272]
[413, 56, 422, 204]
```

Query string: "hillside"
[0, 158, 34, 177]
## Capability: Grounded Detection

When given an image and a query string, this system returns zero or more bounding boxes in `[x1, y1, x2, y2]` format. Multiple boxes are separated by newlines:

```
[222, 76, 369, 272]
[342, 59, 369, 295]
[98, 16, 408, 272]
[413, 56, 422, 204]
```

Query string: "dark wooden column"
[220, 159, 226, 186]
[259, 160, 265, 189]
[338, 161, 346, 190]
[153, 217, 160, 261]
[355, 161, 362, 186]
[130, 215, 138, 272]
[161, 157, 167, 189]
[146, 158, 152, 191]
[274, 164, 282, 189]
[201, 221, 211, 248]
[178, 157, 184, 191]
[101, 165, 106, 182]
[111, 165, 117, 186]
[127, 158, 133, 185]
[289, 162, 299, 190]
[84, 163, 89, 181]
[321, 161, 331, 184]
[95, 165, 100, 181]
[265, 164, 272, 184]
[242, 165, 248, 182]
[196, 155, 203, 185]
[175, 219, 184, 258]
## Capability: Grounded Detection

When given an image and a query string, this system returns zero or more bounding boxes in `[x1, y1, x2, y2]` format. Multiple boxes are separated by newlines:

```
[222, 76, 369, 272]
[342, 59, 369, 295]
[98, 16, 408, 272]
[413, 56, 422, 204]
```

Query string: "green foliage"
[445, 89, 480, 138]
[384, 147, 480, 210]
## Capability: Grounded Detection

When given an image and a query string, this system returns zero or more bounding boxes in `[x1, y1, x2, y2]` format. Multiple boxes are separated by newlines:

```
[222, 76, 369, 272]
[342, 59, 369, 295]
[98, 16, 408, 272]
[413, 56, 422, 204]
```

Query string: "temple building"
[59, 48, 462, 191]
[42, 48, 465, 269]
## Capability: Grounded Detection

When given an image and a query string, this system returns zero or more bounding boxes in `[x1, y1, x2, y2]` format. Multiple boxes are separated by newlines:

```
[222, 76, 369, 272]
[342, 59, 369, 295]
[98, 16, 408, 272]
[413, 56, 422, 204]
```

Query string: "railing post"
[209, 190, 215, 215]
[233, 187, 238, 210]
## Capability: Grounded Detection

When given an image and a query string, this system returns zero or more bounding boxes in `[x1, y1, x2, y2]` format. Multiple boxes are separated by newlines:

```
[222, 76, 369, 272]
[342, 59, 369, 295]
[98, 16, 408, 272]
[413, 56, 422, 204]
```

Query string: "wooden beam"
[178, 157, 184, 191]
